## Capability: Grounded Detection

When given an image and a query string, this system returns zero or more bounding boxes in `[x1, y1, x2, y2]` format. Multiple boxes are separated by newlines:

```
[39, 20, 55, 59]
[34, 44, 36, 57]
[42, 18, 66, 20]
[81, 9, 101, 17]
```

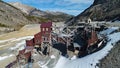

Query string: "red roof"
[26, 38, 34, 46]
[41, 22, 52, 28]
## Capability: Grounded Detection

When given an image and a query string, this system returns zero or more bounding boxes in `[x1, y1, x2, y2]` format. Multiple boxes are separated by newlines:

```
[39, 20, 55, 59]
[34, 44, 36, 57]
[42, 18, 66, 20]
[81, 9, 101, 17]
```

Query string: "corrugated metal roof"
[41, 22, 52, 28]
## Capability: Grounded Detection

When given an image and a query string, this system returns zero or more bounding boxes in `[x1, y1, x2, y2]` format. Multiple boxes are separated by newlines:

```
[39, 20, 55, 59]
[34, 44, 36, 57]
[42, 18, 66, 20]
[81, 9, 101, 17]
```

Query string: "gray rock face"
[77, 0, 120, 21]
[0, 1, 33, 29]
[0, 27, 14, 34]
[99, 42, 120, 68]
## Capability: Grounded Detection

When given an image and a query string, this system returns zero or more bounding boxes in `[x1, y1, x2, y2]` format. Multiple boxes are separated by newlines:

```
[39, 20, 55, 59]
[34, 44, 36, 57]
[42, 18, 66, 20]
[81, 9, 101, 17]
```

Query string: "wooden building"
[88, 30, 98, 47]
[41, 22, 52, 43]
[34, 32, 42, 45]
[26, 38, 35, 46]
[17, 49, 31, 65]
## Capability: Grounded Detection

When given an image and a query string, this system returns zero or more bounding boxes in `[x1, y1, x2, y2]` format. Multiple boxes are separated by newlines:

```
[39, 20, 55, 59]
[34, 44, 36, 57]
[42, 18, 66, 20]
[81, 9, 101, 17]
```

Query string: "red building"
[26, 38, 34, 46]
[19, 49, 26, 55]
[88, 30, 98, 47]
[17, 49, 31, 64]
[34, 32, 42, 45]
[26, 38, 34, 51]
[25, 22, 52, 46]
[40, 22, 52, 43]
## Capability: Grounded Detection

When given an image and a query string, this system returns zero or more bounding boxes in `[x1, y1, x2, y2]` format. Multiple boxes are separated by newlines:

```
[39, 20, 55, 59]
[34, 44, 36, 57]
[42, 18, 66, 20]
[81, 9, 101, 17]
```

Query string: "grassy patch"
[0, 23, 7, 27]
[0, 9, 5, 13]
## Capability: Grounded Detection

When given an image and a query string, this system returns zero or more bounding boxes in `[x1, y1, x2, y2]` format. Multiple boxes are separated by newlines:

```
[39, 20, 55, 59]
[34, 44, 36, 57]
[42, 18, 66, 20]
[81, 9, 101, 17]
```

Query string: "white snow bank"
[0, 36, 33, 49]
[0, 38, 15, 43]
[71, 55, 77, 60]
[10, 41, 26, 50]
[54, 32, 120, 68]
[51, 55, 56, 59]
[0, 36, 34, 63]
[100, 27, 119, 35]
[9, 36, 33, 50]
[0, 54, 14, 61]
[38, 59, 51, 68]
[0, 36, 33, 44]
[12, 36, 34, 42]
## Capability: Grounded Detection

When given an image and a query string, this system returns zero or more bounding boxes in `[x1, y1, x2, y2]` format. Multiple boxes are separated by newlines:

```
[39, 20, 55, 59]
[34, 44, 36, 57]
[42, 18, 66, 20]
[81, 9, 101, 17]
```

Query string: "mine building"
[17, 49, 31, 65]
[7, 21, 107, 68]
[40, 22, 52, 44]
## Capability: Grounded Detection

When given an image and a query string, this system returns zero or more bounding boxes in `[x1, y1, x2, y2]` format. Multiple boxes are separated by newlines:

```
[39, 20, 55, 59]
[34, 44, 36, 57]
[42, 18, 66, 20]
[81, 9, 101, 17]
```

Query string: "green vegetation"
[0, 23, 7, 27]
[0, 9, 5, 12]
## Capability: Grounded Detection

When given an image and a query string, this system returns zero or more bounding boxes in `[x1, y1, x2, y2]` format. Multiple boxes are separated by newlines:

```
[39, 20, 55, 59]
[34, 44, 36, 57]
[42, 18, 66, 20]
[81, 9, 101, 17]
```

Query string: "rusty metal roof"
[41, 22, 52, 28]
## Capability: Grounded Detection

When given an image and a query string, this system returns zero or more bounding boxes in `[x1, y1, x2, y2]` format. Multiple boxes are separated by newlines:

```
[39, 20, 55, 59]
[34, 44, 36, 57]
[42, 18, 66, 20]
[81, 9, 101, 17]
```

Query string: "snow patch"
[0, 36, 33, 43]
[0, 54, 14, 61]
[38, 59, 51, 68]
[8, 36, 33, 50]
[10, 41, 25, 50]
[51, 55, 56, 59]
[0, 38, 16, 43]
[71, 55, 77, 60]
[100, 27, 119, 35]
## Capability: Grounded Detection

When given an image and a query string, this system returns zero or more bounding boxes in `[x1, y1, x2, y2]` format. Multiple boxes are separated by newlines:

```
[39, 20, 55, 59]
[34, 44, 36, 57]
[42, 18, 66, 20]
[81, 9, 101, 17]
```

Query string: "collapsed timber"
[6, 21, 108, 68]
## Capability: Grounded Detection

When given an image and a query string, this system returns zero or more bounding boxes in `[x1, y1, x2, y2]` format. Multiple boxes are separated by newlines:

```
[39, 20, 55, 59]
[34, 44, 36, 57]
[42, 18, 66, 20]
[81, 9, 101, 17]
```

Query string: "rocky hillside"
[0, 1, 50, 34]
[66, 0, 120, 25]
[0, 1, 29, 28]
[0, 1, 72, 34]
[9, 2, 73, 22]
[99, 41, 120, 68]
[76, 0, 120, 21]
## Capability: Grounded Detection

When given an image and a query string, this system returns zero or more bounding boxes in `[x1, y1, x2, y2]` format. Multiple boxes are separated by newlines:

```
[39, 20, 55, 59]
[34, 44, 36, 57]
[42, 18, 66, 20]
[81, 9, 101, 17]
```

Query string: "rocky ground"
[98, 41, 120, 68]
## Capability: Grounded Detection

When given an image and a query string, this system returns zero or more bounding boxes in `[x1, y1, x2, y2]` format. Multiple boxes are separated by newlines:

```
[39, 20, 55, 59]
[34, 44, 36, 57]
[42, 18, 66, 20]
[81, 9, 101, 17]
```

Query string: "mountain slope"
[9, 2, 73, 22]
[0, 1, 29, 28]
[9, 2, 35, 14]
[76, 0, 120, 21]
[0, 1, 51, 34]
[65, 0, 120, 26]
